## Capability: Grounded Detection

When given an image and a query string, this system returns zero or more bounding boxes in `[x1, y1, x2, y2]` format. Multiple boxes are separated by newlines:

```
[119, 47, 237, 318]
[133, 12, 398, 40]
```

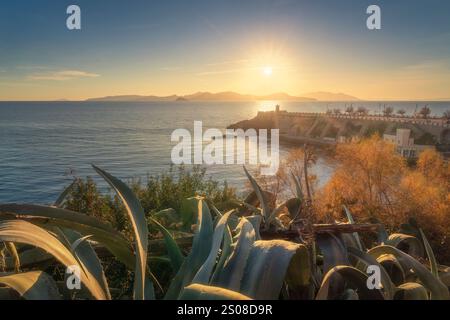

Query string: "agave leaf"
[368, 245, 449, 300]
[285, 198, 301, 221]
[348, 247, 395, 300]
[316, 232, 349, 274]
[343, 206, 363, 251]
[266, 201, 288, 227]
[0, 271, 61, 300]
[213, 217, 256, 290]
[377, 253, 406, 286]
[149, 217, 184, 274]
[210, 223, 233, 284]
[92, 165, 150, 300]
[291, 172, 304, 201]
[240, 240, 307, 299]
[6, 247, 53, 270]
[386, 233, 424, 257]
[400, 218, 421, 239]
[165, 198, 213, 299]
[192, 210, 233, 284]
[419, 229, 438, 278]
[246, 215, 262, 240]
[0, 204, 134, 269]
[53, 179, 76, 207]
[4, 242, 20, 272]
[285, 242, 311, 292]
[59, 228, 111, 300]
[394, 282, 429, 300]
[0, 220, 108, 299]
[243, 166, 269, 220]
[340, 233, 361, 250]
[180, 284, 251, 300]
[316, 266, 384, 300]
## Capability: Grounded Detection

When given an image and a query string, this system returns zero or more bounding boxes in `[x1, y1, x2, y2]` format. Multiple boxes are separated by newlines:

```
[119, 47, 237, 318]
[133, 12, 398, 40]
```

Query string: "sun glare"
[263, 66, 273, 76]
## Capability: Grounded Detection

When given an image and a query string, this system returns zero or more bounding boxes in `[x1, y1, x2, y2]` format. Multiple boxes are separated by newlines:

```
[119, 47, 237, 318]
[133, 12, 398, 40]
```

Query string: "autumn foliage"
[316, 135, 450, 262]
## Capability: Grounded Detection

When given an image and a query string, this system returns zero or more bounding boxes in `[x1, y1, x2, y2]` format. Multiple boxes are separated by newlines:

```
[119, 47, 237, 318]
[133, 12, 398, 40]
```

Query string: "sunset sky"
[1, 0, 450, 101]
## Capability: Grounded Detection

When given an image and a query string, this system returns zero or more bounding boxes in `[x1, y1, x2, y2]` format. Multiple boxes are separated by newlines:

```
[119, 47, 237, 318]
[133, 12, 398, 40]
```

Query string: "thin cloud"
[27, 70, 100, 81]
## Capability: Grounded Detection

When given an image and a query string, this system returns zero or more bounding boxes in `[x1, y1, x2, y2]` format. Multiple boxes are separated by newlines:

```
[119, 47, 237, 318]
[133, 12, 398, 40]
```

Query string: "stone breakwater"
[228, 109, 450, 153]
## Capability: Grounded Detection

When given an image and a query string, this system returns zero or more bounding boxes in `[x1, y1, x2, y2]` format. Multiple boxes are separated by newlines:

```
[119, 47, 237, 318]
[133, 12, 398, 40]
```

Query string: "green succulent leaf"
[58, 228, 111, 300]
[92, 165, 151, 300]
[394, 282, 429, 300]
[213, 217, 256, 290]
[165, 197, 213, 299]
[0, 204, 134, 270]
[210, 223, 233, 284]
[316, 232, 349, 274]
[376, 253, 406, 286]
[193, 210, 234, 284]
[316, 265, 384, 300]
[343, 206, 363, 251]
[0, 271, 61, 300]
[267, 201, 288, 227]
[291, 172, 304, 201]
[180, 284, 252, 300]
[348, 247, 395, 300]
[385, 233, 424, 257]
[0, 220, 109, 299]
[246, 215, 262, 240]
[419, 229, 439, 278]
[368, 245, 449, 300]
[149, 217, 184, 274]
[243, 166, 269, 220]
[240, 240, 308, 299]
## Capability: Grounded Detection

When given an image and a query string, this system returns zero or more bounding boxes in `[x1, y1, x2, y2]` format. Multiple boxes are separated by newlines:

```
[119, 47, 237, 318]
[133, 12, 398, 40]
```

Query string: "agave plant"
[0, 165, 308, 300]
[0, 165, 448, 300]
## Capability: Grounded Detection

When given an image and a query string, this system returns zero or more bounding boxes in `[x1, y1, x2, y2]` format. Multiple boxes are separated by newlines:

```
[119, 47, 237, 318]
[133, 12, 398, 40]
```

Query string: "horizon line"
[1, 99, 449, 102]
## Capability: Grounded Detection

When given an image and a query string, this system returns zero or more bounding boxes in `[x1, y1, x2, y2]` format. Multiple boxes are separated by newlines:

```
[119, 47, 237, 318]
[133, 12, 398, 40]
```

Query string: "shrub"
[316, 136, 450, 263]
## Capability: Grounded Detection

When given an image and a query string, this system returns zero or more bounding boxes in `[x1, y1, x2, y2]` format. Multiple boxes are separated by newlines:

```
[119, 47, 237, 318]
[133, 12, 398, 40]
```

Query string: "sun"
[263, 66, 273, 76]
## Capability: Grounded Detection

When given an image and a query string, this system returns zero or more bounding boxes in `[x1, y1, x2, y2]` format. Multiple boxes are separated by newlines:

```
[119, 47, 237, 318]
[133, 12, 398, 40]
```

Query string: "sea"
[0, 100, 448, 203]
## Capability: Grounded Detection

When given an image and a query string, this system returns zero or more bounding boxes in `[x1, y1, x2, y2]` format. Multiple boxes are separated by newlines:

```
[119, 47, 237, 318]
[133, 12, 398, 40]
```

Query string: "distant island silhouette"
[86, 91, 360, 102]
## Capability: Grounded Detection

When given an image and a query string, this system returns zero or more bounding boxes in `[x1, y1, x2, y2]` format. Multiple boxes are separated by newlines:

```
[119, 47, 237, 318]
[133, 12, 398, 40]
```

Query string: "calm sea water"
[0, 101, 448, 204]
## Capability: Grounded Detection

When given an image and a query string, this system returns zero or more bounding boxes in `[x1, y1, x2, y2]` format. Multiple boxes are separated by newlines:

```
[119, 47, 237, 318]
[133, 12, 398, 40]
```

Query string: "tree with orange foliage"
[398, 149, 450, 261]
[317, 135, 405, 223]
[318, 137, 450, 262]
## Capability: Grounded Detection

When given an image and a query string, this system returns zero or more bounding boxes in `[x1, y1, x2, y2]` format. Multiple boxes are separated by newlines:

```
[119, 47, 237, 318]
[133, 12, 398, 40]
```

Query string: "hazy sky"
[1, 0, 450, 100]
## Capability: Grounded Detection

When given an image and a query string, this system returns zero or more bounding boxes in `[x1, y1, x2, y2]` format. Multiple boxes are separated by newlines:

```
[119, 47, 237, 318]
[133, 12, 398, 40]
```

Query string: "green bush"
[64, 165, 239, 233]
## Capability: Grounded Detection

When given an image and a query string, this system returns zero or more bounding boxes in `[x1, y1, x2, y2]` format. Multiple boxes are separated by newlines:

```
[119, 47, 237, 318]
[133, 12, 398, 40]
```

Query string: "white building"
[383, 128, 433, 158]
